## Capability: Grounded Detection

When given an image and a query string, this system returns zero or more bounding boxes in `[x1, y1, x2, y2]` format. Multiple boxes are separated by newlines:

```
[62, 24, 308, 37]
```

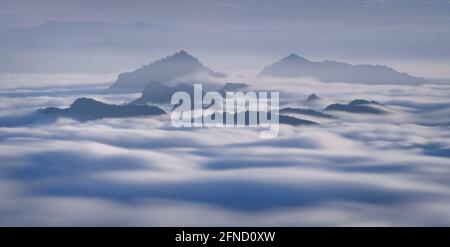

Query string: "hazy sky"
[1, 0, 450, 77]
[2, 0, 450, 30]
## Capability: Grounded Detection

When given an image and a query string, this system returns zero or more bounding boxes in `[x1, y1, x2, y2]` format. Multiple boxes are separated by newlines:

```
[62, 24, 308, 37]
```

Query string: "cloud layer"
[0, 78, 450, 226]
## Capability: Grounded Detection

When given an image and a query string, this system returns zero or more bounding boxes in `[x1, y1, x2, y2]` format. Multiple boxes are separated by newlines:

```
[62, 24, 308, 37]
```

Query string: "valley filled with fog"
[1, 0, 450, 226]
[1, 73, 450, 226]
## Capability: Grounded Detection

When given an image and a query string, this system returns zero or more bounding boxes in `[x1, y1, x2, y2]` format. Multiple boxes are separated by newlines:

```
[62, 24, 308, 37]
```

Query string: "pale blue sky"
[1, 0, 449, 77]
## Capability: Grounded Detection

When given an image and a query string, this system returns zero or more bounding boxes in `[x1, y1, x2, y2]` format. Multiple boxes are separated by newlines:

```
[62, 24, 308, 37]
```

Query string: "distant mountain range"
[111, 51, 428, 90]
[111, 50, 226, 89]
[0, 21, 182, 73]
[0, 21, 176, 49]
[260, 53, 427, 85]
[0, 20, 437, 83]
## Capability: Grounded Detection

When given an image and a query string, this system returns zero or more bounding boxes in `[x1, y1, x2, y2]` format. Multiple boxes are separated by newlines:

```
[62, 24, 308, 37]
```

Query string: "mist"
[1, 0, 450, 226]
[1, 0, 450, 81]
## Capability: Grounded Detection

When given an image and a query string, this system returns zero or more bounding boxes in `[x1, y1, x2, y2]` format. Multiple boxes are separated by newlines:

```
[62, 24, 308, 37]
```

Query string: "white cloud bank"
[0, 78, 450, 226]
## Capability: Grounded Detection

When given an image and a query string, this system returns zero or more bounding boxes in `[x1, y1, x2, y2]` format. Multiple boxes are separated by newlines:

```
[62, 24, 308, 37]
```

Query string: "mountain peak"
[172, 49, 193, 58]
[260, 53, 427, 85]
[111, 50, 225, 89]
[306, 93, 320, 102]
[177, 50, 189, 55]
[71, 97, 100, 107]
[162, 50, 200, 64]
[283, 53, 309, 62]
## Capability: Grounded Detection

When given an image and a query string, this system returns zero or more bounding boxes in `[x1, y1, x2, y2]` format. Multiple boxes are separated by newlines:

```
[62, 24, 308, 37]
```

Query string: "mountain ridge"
[38, 97, 166, 121]
[111, 50, 226, 90]
[260, 53, 427, 85]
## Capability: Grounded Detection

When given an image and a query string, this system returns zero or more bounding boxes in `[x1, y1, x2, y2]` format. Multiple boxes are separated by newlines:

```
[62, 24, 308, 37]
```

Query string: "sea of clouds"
[0, 76, 450, 226]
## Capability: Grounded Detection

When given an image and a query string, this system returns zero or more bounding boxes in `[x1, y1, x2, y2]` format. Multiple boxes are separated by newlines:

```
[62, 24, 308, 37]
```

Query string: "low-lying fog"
[1, 76, 449, 226]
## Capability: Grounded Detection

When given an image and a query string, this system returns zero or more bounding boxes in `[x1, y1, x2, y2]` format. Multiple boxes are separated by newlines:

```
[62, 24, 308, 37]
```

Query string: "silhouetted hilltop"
[131, 81, 194, 104]
[197, 111, 319, 126]
[306, 93, 320, 103]
[260, 53, 427, 85]
[219, 82, 249, 93]
[111, 50, 226, 89]
[280, 107, 334, 118]
[131, 81, 250, 105]
[38, 97, 166, 120]
[324, 99, 386, 114]
[279, 114, 319, 126]
[348, 99, 382, 106]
